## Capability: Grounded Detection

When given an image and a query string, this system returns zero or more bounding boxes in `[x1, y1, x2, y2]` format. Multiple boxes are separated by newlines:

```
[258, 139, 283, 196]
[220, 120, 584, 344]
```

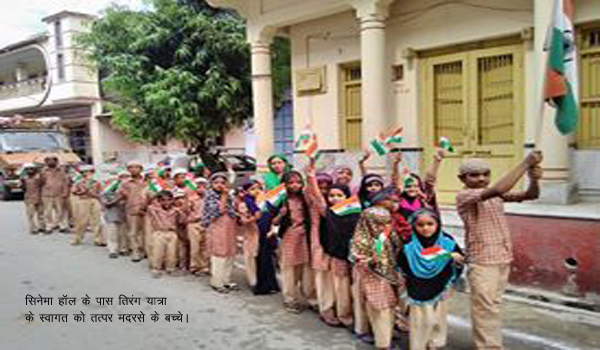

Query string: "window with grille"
[433, 61, 465, 147]
[578, 26, 600, 149]
[274, 91, 294, 156]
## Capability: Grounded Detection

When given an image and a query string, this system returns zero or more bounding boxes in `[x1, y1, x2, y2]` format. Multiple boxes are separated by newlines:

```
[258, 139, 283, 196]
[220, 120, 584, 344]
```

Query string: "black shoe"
[59, 228, 70, 234]
[109, 253, 118, 259]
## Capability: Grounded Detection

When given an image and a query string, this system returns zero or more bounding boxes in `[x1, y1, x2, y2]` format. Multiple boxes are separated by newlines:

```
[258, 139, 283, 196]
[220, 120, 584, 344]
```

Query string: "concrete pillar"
[89, 101, 104, 166]
[354, 0, 393, 171]
[15, 63, 27, 82]
[249, 27, 275, 172]
[534, 0, 577, 204]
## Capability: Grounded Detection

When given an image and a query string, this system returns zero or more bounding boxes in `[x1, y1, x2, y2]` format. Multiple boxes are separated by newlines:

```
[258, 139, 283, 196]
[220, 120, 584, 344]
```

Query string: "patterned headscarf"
[201, 174, 237, 228]
[350, 206, 399, 285]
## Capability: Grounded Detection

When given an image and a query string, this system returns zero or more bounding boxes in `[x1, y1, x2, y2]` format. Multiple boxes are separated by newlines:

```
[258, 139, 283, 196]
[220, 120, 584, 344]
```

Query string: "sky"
[0, 0, 146, 48]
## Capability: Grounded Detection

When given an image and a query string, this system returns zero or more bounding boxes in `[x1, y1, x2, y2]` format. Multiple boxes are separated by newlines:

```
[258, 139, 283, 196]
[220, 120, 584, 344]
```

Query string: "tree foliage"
[79, 0, 260, 155]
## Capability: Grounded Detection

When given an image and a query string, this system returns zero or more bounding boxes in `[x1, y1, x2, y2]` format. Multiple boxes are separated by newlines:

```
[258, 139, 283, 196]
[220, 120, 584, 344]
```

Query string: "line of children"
[19, 146, 543, 350]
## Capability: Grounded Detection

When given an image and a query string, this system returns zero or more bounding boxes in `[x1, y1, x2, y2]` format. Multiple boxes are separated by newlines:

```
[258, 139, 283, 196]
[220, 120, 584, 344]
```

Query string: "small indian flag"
[439, 137, 455, 153]
[384, 126, 404, 145]
[421, 246, 453, 262]
[70, 169, 83, 183]
[369, 137, 388, 156]
[265, 184, 286, 207]
[184, 178, 198, 191]
[148, 180, 164, 193]
[331, 196, 361, 216]
[295, 127, 320, 159]
[102, 180, 121, 194]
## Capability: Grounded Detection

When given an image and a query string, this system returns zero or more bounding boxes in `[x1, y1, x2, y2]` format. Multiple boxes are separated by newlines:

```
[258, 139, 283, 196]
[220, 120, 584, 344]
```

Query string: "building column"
[15, 63, 27, 82]
[89, 101, 104, 166]
[354, 0, 392, 170]
[534, 0, 577, 204]
[249, 27, 275, 173]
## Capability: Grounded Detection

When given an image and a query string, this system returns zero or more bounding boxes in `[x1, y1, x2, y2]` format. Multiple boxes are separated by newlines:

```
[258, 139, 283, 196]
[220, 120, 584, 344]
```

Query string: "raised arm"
[501, 165, 542, 202]
[424, 148, 445, 185]
[481, 151, 543, 201]
[358, 149, 372, 178]
[305, 162, 327, 216]
[388, 150, 403, 189]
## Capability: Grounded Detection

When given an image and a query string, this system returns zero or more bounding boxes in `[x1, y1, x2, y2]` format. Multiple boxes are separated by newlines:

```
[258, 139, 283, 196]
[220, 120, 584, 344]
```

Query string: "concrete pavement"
[1, 201, 599, 350]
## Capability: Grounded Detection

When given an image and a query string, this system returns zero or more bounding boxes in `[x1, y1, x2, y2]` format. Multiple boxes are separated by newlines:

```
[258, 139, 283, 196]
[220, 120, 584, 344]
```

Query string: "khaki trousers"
[178, 237, 190, 270]
[25, 202, 44, 233]
[188, 223, 209, 273]
[143, 214, 151, 258]
[127, 214, 145, 259]
[72, 197, 103, 244]
[43, 196, 68, 231]
[281, 264, 315, 305]
[469, 263, 510, 350]
[106, 222, 128, 255]
[315, 270, 335, 314]
[409, 299, 449, 350]
[244, 247, 257, 287]
[353, 272, 370, 335]
[210, 256, 234, 288]
[333, 274, 353, 325]
[150, 231, 178, 272]
[366, 303, 395, 349]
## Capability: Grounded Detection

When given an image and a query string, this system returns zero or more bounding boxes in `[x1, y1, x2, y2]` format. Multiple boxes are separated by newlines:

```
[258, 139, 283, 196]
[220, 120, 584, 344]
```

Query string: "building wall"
[289, 0, 600, 196]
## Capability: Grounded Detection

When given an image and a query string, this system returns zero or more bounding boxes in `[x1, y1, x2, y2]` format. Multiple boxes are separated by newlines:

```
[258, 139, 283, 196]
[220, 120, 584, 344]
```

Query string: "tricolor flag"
[264, 184, 286, 207]
[148, 179, 167, 193]
[369, 136, 388, 156]
[295, 127, 320, 159]
[69, 168, 83, 183]
[439, 137, 455, 153]
[331, 196, 362, 216]
[544, 0, 579, 135]
[421, 246, 453, 262]
[370, 126, 404, 156]
[102, 180, 121, 194]
[183, 178, 198, 191]
[384, 126, 404, 145]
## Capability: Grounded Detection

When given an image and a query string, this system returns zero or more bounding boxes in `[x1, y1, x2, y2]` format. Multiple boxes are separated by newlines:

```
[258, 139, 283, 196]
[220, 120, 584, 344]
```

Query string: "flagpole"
[534, 0, 558, 151]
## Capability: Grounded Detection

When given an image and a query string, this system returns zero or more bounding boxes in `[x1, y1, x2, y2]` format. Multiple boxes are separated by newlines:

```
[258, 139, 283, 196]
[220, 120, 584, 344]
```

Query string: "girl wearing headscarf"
[357, 174, 385, 209]
[307, 162, 359, 328]
[201, 173, 238, 293]
[350, 188, 402, 350]
[397, 209, 464, 350]
[262, 154, 292, 191]
[272, 170, 317, 313]
[242, 180, 280, 295]
[397, 148, 445, 220]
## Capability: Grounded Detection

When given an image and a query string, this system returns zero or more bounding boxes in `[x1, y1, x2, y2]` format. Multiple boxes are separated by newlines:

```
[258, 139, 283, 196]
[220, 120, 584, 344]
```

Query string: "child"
[201, 173, 238, 293]
[71, 165, 104, 246]
[350, 187, 401, 350]
[186, 177, 209, 276]
[173, 190, 190, 272]
[40, 155, 70, 234]
[397, 148, 445, 220]
[147, 190, 182, 277]
[101, 174, 128, 259]
[273, 170, 315, 313]
[456, 152, 542, 350]
[307, 163, 359, 328]
[397, 209, 464, 350]
[117, 160, 147, 262]
[315, 172, 333, 197]
[237, 180, 263, 289]
[21, 164, 44, 234]
[357, 174, 385, 209]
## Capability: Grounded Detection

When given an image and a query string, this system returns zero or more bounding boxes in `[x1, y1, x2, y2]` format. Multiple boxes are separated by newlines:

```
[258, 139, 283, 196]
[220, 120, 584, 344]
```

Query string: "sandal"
[212, 286, 230, 294]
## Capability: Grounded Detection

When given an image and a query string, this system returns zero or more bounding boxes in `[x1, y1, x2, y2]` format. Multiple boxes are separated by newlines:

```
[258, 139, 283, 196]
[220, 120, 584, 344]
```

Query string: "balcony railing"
[0, 77, 47, 101]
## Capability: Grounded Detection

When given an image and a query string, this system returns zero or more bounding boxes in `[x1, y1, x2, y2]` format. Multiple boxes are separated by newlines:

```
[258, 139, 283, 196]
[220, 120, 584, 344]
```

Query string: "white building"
[0, 10, 247, 165]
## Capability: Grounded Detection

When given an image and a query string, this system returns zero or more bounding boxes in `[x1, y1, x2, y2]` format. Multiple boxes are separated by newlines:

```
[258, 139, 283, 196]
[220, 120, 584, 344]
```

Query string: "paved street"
[1, 201, 599, 350]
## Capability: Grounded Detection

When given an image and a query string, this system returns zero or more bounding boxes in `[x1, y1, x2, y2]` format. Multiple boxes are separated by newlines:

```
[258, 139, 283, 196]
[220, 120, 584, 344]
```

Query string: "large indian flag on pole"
[545, 0, 579, 135]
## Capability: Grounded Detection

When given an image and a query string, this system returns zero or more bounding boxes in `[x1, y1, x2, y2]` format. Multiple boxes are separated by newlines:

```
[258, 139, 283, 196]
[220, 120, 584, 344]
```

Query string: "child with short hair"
[71, 165, 104, 246]
[186, 177, 209, 276]
[101, 173, 128, 258]
[456, 151, 542, 350]
[147, 190, 182, 278]
[397, 209, 464, 350]
[21, 164, 44, 234]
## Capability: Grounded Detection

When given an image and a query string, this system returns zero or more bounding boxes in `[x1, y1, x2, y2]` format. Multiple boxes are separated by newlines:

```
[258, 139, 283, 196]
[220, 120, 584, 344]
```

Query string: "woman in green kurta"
[262, 154, 292, 191]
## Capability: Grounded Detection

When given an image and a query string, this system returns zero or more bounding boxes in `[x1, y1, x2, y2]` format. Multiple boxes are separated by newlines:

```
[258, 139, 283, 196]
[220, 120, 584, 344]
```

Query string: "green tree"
[79, 0, 289, 169]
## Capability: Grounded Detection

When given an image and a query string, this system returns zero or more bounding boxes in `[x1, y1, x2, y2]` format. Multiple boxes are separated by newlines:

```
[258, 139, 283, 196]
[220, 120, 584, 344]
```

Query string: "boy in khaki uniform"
[117, 161, 147, 262]
[40, 156, 70, 233]
[21, 164, 44, 234]
[71, 165, 104, 246]
[456, 151, 543, 350]
[186, 177, 209, 276]
[147, 190, 183, 278]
